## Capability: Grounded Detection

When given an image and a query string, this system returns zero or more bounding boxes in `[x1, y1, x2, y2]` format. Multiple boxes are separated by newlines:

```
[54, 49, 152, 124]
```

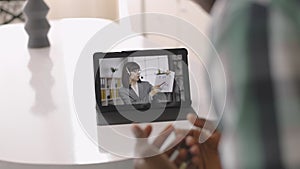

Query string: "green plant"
[110, 67, 118, 73]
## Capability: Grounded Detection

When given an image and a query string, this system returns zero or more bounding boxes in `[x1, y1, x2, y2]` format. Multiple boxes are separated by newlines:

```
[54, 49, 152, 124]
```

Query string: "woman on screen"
[119, 62, 161, 105]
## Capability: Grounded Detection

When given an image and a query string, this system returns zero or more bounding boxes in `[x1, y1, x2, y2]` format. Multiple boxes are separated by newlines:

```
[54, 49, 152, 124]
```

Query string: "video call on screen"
[99, 55, 186, 106]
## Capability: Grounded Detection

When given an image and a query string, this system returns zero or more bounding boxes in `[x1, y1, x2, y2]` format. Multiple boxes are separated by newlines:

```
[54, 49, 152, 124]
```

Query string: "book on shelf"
[101, 89, 106, 100]
[110, 89, 120, 99]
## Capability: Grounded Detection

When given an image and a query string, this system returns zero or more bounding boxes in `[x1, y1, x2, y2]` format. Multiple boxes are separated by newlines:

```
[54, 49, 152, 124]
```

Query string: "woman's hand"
[149, 70, 171, 97]
[149, 84, 162, 97]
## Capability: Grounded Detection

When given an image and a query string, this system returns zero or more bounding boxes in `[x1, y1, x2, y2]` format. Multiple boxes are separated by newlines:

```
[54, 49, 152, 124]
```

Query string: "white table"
[0, 18, 129, 165]
[0, 18, 210, 166]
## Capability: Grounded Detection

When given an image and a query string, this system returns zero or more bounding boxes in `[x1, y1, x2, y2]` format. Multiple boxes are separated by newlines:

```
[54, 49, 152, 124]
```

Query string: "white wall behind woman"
[44, 0, 119, 20]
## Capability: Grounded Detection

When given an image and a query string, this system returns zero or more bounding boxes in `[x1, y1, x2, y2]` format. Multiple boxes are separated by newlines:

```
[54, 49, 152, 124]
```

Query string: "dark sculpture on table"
[23, 0, 50, 48]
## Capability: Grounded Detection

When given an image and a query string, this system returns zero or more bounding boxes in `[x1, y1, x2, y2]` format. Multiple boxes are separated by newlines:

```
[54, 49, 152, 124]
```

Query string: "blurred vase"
[23, 0, 50, 48]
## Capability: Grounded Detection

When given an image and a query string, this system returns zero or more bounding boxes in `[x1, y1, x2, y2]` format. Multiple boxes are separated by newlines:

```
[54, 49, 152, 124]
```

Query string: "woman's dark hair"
[121, 62, 141, 88]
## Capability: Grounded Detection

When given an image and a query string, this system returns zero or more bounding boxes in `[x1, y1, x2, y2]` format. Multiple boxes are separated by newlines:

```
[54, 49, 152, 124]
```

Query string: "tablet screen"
[99, 54, 185, 105]
[93, 48, 192, 124]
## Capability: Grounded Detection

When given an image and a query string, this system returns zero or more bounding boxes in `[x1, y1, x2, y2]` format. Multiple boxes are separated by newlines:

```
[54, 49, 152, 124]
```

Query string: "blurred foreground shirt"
[209, 0, 300, 169]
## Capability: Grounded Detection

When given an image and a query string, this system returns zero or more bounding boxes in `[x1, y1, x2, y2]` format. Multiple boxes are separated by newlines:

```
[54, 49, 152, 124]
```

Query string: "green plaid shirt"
[210, 0, 300, 169]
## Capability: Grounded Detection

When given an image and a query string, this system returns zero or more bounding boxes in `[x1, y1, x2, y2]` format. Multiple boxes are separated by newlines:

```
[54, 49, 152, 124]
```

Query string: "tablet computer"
[93, 48, 196, 125]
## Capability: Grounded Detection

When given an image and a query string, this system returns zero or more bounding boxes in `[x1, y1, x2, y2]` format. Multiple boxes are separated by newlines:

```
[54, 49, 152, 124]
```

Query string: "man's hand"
[175, 114, 222, 169]
[132, 113, 222, 169]
[132, 124, 178, 169]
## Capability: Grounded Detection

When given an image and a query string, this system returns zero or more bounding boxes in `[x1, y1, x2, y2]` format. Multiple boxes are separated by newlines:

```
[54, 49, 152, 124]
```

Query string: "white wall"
[44, 0, 119, 20]
[130, 55, 169, 85]
[99, 58, 124, 78]
[122, 0, 211, 47]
